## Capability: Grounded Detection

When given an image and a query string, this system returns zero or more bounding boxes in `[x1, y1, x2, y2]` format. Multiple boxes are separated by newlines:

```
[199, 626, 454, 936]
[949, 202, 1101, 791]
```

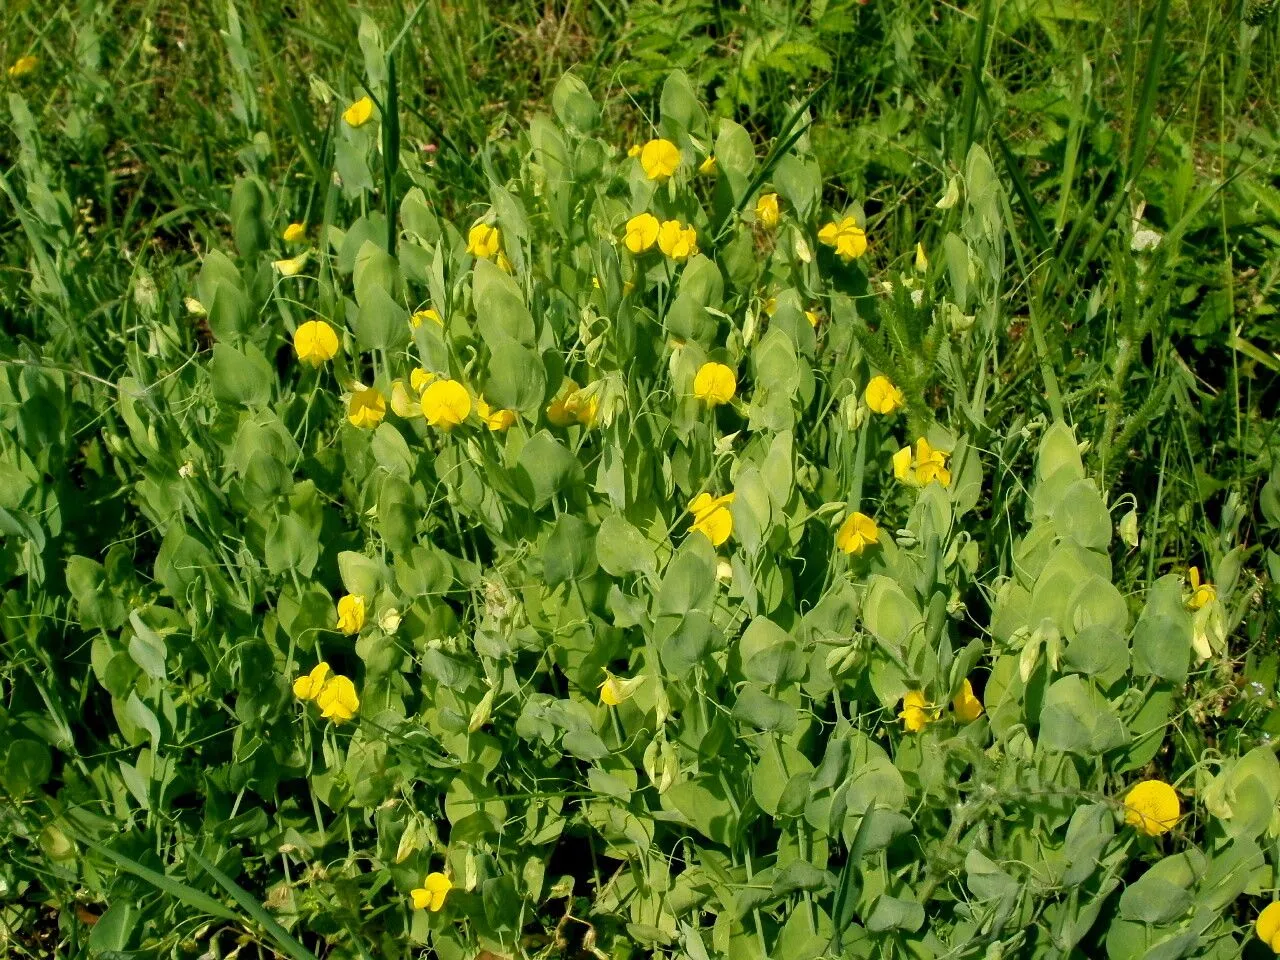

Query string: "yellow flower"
[699, 155, 718, 175]
[893, 438, 951, 487]
[273, 253, 308, 277]
[624, 213, 660, 254]
[693, 362, 736, 406]
[283, 222, 306, 243]
[763, 296, 778, 316]
[292, 662, 332, 701]
[657, 220, 698, 260]
[627, 144, 641, 158]
[1256, 903, 1280, 952]
[1187, 566, 1216, 610]
[497, 251, 513, 274]
[899, 690, 937, 732]
[953, 679, 984, 723]
[421, 379, 472, 429]
[8, 56, 38, 79]
[343, 96, 375, 128]
[411, 308, 442, 328]
[410, 368, 436, 394]
[336, 594, 366, 635]
[1123, 780, 1179, 837]
[546, 379, 579, 427]
[466, 223, 501, 259]
[564, 386, 600, 428]
[599, 672, 644, 707]
[316, 674, 360, 723]
[835, 511, 878, 556]
[865, 375, 905, 415]
[640, 138, 681, 180]
[817, 216, 868, 261]
[915, 242, 929, 272]
[390, 380, 420, 418]
[475, 398, 517, 432]
[347, 386, 386, 429]
[756, 193, 780, 228]
[293, 320, 339, 366]
[689, 492, 735, 547]
[805, 310, 820, 328]
[410, 872, 453, 912]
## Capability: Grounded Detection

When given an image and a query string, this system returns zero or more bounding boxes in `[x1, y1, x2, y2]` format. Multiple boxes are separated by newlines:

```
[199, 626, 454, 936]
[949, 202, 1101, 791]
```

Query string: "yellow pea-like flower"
[273, 253, 308, 277]
[599, 672, 644, 707]
[626, 144, 641, 158]
[689, 492, 735, 547]
[806, 310, 820, 328]
[1187, 566, 1216, 610]
[657, 220, 698, 260]
[466, 223, 501, 259]
[953, 679, 984, 723]
[563, 386, 600, 428]
[835, 511, 878, 556]
[893, 438, 951, 488]
[1123, 780, 1179, 837]
[293, 320, 339, 366]
[624, 213, 660, 254]
[410, 872, 453, 912]
[817, 217, 868, 261]
[8, 56, 38, 79]
[410, 308, 442, 328]
[316, 674, 360, 723]
[899, 690, 937, 732]
[756, 192, 780, 228]
[282, 222, 306, 243]
[546, 379, 580, 427]
[336, 594, 366, 635]
[343, 96, 375, 128]
[347, 385, 386, 429]
[865, 375, 905, 415]
[421, 379, 472, 429]
[915, 241, 929, 272]
[292, 662, 331, 701]
[693, 362, 736, 406]
[640, 138, 681, 180]
[390, 380, 421, 418]
[475, 398, 517, 432]
[1256, 903, 1280, 952]
[410, 368, 436, 394]
[699, 155, 718, 176]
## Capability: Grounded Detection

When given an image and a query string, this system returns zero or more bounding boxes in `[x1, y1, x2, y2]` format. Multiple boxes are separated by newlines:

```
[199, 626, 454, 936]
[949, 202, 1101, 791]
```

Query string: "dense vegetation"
[2, 1, 1279, 958]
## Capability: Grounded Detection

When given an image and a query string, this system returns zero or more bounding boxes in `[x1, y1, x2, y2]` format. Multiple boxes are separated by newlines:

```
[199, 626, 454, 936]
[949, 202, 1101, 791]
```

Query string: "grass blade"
[189, 849, 320, 960]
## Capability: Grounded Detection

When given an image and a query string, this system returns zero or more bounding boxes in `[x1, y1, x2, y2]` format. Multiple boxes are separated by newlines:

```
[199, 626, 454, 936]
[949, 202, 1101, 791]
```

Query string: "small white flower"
[178, 461, 195, 479]
[1131, 228, 1162, 252]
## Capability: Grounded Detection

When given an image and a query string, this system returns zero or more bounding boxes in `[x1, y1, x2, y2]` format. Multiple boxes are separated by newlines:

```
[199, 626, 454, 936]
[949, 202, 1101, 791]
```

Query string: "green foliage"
[1, 1, 1279, 959]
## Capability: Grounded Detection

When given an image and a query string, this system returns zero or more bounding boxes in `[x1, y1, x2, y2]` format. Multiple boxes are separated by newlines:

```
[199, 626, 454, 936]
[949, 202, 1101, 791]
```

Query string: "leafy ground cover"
[2, 1, 1280, 958]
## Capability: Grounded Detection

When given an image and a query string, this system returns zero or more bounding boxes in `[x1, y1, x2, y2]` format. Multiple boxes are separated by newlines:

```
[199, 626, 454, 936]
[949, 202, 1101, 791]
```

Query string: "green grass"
[2, 0, 1280, 957]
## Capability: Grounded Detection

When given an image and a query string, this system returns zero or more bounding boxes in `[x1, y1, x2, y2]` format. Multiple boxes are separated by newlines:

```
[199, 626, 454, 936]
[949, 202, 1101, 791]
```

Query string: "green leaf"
[657, 536, 717, 616]
[865, 894, 924, 933]
[353, 283, 409, 351]
[1038, 674, 1128, 754]
[595, 514, 657, 578]
[514, 432, 582, 510]
[2, 739, 52, 796]
[1131, 575, 1192, 681]
[552, 72, 599, 134]
[210, 343, 273, 407]
[543, 515, 596, 588]
[266, 513, 319, 577]
[732, 686, 796, 732]
[664, 775, 737, 845]
[485, 336, 546, 418]
[474, 258, 535, 347]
